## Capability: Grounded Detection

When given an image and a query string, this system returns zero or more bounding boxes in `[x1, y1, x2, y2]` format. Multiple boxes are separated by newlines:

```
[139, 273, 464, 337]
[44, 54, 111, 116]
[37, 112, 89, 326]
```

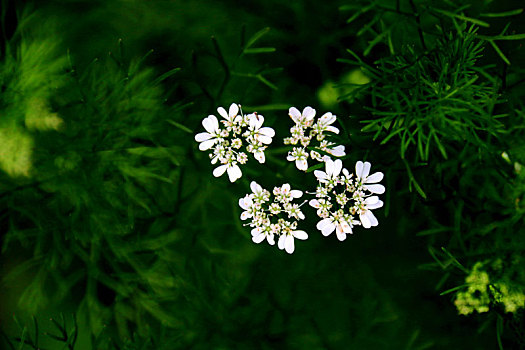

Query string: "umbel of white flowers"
[195, 103, 275, 182]
[195, 104, 385, 254]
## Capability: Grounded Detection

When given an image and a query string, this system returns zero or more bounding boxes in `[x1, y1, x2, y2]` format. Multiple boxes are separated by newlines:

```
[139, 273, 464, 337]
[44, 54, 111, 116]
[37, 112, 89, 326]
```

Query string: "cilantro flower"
[285, 106, 345, 171]
[309, 158, 385, 240]
[194, 103, 275, 182]
[239, 181, 308, 254]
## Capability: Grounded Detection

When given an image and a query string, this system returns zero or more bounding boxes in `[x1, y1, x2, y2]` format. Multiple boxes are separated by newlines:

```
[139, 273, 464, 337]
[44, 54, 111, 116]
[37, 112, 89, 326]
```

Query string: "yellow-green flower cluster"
[454, 261, 525, 315]
[490, 283, 525, 313]
[454, 262, 490, 315]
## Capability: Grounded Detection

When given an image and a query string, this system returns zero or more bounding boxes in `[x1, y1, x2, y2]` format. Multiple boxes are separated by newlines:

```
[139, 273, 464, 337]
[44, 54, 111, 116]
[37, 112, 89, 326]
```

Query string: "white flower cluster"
[239, 181, 308, 254]
[310, 159, 385, 241]
[195, 102, 386, 254]
[284, 106, 346, 171]
[195, 103, 275, 182]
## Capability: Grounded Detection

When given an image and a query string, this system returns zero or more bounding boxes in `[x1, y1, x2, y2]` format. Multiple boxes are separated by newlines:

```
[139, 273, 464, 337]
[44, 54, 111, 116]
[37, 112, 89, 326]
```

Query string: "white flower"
[250, 181, 270, 203]
[246, 113, 275, 145]
[315, 213, 358, 241]
[278, 230, 308, 254]
[275, 183, 303, 203]
[195, 115, 221, 151]
[314, 158, 343, 184]
[251, 226, 275, 245]
[218, 103, 241, 129]
[213, 162, 242, 182]
[287, 147, 309, 171]
[355, 161, 385, 194]
[359, 196, 383, 228]
[289, 106, 316, 127]
[238, 195, 255, 220]
[326, 144, 346, 157]
[312, 112, 339, 135]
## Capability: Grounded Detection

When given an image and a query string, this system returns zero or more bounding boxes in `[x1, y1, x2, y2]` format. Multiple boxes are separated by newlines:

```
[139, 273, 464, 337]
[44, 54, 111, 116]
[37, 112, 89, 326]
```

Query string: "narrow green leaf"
[245, 27, 271, 49]
[478, 33, 525, 40]
[431, 131, 448, 159]
[417, 226, 452, 236]
[153, 67, 181, 85]
[496, 315, 504, 350]
[480, 8, 523, 17]
[488, 40, 511, 65]
[403, 158, 427, 199]
[243, 47, 276, 54]
[432, 8, 490, 27]
[306, 163, 325, 173]
[257, 75, 278, 90]
[167, 119, 193, 134]
[439, 284, 468, 296]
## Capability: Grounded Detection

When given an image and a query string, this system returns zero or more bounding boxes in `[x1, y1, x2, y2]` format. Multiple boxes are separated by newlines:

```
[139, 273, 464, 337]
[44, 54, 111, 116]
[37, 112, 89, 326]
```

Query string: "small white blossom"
[287, 147, 309, 171]
[289, 106, 316, 127]
[355, 161, 385, 194]
[358, 196, 384, 228]
[213, 161, 242, 182]
[278, 230, 308, 254]
[195, 115, 221, 151]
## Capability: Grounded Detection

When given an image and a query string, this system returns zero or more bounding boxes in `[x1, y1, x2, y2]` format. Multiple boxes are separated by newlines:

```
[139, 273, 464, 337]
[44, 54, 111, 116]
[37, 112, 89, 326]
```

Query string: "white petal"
[287, 154, 296, 161]
[293, 230, 308, 240]
[195, 132, 213, 142]
[240, 211, 251, 220]
[303, 106, 316, 121]
[321, 223, 336, 236]
[367, 199, 384, 210]
[227, 164, 242, 182]
[258, 135, 273, 145]
[289, 107, 301, 123]
[251, 227, 262, 236]
[355, 161, 364, 180]
[309, 199, 320, 208]
[364, 184, 385, 194]
[252, 232, 265, 244]
[278, 235, 286, 250]
[332, 159, 343, 177]
[361, 162, 371, 179]
[325, 159, 335, 175]
[290, 190, 303, 198]
[360, 212, 371, 229]
[320, 112, 336, 125]
[365, 210, 378, 227]
[250, 181, 262, 194]
[203, 115, 219, 133]
[336, 225, 346, 241]
[296, 159, 308, 171]
[282, 184, 291, 192]
[254, 114, 264, 129]
[366, 172, 384, 183]
[213, 164, 228, 177]
[314, 170, 328, 181]
[285, 235, 295, 254]
[198, 139, 216, 151]
[217, 107, 228, 120]
[341, 220, 352, 233]
[316, 218, 332, 230]
[329, 145, 345, 157]
[267, 233, 275, 245]
[326, 126, 340, 134]
[228, 103, 239, 119]
[259, 127, 275, 138]
[254, 151, 266, 163]
[365, 196, 380, 205]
